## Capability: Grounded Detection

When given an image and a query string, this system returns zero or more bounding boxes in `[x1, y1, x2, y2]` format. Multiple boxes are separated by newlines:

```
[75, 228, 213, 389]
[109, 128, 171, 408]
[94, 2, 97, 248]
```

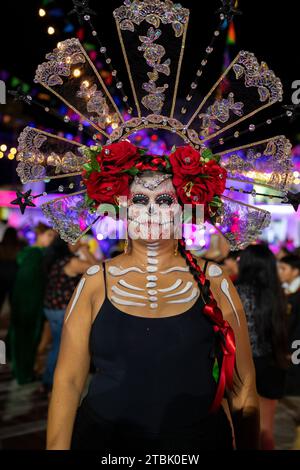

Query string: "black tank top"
[85, 261, 218, 435]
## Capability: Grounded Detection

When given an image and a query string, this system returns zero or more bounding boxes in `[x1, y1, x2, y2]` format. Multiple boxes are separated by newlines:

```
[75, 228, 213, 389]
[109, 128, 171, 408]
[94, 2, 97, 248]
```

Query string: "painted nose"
[148, 204, 157, 215]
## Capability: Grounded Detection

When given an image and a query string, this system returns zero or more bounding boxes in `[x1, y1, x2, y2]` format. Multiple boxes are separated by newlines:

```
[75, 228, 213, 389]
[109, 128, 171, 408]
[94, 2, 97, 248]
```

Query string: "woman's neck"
[129, 238, 178, 268]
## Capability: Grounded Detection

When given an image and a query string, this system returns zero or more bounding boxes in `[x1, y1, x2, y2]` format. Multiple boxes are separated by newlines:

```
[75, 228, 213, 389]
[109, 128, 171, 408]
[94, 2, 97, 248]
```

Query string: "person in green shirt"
[8, 222, 57, 384]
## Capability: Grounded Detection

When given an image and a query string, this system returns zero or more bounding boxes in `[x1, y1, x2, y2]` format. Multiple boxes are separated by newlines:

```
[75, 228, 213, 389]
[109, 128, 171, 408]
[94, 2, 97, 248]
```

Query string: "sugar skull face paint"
[128, 172, 181, 240]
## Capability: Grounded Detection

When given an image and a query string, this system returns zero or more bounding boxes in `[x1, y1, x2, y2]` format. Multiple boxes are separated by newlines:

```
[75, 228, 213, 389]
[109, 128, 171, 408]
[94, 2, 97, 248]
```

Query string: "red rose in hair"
[172, 174, 215, 206]
[84, 171, 132, 204]
[204, 160, 227, 195]
[97, 141, 139, 174]
[169, 145, 202, 176]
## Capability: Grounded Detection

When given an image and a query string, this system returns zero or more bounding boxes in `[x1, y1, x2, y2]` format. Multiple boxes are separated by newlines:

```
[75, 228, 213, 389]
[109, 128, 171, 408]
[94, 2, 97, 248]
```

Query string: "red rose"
[203, 160, 227, 195]
[172, 174, 215, 206]
[169, 145, 202, 176]
[84, 171, 131, 204]
[97, 141, 139, 174]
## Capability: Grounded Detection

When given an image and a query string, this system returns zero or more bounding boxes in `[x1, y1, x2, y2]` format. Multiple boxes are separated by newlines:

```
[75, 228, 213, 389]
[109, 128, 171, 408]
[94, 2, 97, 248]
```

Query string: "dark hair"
[43, 237, 71, 273]
[279, 254, 300, 272]
[35, 221, 52, 235]
[237, 244, 288, 368]
[225, 250, 241, 261]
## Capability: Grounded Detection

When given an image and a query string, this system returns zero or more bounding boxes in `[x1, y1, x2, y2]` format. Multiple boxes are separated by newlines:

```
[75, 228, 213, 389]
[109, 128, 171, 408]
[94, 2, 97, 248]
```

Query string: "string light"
[39, 8, 46, 17]
[47, 26, 55, 35]
[0, 152, 4, 159]
[8, 153, 15, 160]
[73, 69, 82, 78]
[10, 147, 17, 154]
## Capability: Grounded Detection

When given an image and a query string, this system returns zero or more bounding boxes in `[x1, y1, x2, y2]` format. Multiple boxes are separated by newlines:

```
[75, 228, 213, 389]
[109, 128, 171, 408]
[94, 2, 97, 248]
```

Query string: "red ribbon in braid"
[181, 242, 236, 413]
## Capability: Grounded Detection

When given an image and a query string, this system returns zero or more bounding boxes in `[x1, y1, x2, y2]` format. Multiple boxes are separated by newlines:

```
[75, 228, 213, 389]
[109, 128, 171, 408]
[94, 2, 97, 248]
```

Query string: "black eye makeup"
[155, 194, 175, 206]
[131, 194, 150, 205]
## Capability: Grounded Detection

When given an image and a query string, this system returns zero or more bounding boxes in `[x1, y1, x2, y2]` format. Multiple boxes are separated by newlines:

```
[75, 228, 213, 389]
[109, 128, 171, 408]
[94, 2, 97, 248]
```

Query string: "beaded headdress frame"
[12, 0, 298, 249]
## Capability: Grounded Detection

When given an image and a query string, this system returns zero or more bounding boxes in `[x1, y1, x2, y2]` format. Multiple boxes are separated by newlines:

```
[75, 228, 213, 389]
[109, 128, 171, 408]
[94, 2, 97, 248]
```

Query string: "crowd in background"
[0, 221, 300, 450]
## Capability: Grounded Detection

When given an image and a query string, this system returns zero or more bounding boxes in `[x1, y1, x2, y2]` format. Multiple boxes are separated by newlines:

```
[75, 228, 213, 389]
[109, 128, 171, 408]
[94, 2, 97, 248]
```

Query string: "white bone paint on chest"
[166, 287, 199, 304]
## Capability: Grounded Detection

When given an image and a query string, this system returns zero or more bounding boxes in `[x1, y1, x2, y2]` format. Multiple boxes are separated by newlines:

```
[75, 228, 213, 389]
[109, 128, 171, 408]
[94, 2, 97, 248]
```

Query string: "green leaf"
[213, 358, 219, 383]
[84, 193, 95, 208]
[122, 167, 140, 176]
[201, 148, 213, 159]
[212, 153, 221, 163]
[90, 153, 100, 172]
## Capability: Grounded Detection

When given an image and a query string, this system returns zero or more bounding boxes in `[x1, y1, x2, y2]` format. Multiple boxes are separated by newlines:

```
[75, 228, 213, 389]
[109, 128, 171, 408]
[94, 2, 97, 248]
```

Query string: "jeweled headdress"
[12, 0, 298, 249]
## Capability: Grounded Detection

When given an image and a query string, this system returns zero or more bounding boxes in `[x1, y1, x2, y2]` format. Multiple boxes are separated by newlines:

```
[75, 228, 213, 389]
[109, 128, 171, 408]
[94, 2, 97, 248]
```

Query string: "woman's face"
[128, 174, 180, 240]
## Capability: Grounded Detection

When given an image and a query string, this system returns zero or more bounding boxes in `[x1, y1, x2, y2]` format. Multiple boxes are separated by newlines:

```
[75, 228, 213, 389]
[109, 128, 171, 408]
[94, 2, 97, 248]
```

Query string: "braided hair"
[178, 237, 237, 412]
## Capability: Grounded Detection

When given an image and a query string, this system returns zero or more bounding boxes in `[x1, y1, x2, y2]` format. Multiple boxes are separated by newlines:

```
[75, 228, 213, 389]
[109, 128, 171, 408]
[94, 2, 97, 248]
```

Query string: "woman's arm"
[46, 267, 105, 450]
[205, 261, 260, 450]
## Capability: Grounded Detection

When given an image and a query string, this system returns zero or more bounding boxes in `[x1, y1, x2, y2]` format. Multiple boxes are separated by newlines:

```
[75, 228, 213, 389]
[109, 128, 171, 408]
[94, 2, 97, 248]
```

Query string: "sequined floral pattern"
[199, 93, 244, 138]
[113, 0, 189, 37]
[233, 50, 283, 103]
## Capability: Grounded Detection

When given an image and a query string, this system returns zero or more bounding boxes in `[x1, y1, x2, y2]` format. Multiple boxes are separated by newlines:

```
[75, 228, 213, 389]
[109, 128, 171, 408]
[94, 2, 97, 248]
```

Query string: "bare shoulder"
[104, 252, 127, 268]
[193, 255, 224, 281]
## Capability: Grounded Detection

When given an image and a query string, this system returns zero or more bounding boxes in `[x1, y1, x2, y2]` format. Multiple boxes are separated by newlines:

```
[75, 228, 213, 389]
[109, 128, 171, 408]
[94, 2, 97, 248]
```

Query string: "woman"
[236, 244, 288, 450]
[41, 238, 98, 392]
[8, 222, 56, 384]
[46, 164, 260, 451]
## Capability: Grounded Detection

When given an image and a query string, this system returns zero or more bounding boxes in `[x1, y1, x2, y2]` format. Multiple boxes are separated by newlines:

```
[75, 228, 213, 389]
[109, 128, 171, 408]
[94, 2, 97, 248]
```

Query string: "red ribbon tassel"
[203, 299, 236, 412]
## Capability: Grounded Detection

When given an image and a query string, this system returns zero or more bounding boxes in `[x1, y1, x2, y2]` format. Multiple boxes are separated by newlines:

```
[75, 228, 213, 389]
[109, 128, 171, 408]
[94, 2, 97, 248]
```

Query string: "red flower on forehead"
[83, 171, 132, 204]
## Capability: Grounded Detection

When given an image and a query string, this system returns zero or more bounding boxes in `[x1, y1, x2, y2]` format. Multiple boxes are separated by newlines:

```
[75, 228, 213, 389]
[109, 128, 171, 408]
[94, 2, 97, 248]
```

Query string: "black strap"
[203, 259, 209, 275]
[102, 261, 107, 297]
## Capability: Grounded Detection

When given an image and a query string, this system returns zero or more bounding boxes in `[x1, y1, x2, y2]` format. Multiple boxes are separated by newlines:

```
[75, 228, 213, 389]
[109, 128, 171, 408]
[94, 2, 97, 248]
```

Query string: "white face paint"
[128, 172, 181, 241]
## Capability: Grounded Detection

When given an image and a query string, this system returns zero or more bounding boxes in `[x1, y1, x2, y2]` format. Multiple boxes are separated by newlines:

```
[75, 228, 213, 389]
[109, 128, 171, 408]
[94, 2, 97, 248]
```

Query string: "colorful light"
[73, 69, 81, 78]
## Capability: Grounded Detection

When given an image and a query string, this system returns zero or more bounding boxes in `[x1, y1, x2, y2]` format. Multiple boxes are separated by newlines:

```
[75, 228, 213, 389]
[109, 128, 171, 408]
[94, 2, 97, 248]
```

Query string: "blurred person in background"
[0, 227, 24, 315]
[236, 244, 288, 450]
[276, 246, 290, 261]
[277, 254, 300, 449]
[40, 237, 98, 394]
[7, 222, 57, 384]
[223, 251, 241, 284]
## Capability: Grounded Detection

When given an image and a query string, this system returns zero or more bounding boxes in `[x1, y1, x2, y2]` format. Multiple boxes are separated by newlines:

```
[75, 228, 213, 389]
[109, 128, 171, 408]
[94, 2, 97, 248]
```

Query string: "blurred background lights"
[73, 69, 81, 78]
